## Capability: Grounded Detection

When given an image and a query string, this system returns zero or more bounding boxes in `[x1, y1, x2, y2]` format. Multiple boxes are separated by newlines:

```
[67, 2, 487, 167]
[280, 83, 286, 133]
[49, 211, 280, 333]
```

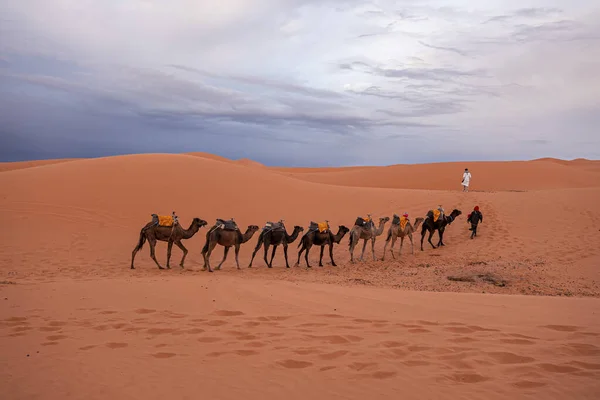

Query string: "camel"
[348, 216, 390, 262]
[130, 217, 207, 269]
[248, 221, 304, 268]
[201, 221, 259, 272]
[382, 214, 424, 260]
[420, 208, 462, 251]
[295, 223, 350, 268]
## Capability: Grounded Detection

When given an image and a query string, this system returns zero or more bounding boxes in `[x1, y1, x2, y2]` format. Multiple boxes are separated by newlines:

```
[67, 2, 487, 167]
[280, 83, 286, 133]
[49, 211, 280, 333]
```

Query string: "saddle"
[151, 214, 177, 227]
[264, 220, 285, 232]
[431, 209, 443, 223]
[308, 221, 329, 233]
[215, 218, 239, 231]
[354, 216, 373, 229]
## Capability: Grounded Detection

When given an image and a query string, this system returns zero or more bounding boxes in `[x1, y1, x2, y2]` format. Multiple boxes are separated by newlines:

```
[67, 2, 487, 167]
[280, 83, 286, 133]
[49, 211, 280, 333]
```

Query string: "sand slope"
[1, 152, 600, 399]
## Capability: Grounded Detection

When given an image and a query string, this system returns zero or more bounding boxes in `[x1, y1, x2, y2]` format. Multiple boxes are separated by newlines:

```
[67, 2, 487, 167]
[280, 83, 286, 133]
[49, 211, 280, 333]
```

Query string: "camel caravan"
[130, 207, 463, 271]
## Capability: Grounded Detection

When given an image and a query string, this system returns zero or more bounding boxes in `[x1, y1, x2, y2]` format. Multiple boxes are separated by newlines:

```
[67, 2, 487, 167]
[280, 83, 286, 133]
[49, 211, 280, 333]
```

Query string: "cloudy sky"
[1, 0, 598, 166]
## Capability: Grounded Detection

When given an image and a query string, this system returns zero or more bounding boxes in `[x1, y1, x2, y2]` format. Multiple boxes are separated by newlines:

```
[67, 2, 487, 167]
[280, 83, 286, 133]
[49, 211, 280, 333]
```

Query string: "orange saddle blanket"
[432, 209, 441, 223]
[158, 215, 174, 227]
[400, 216, 409, 230]
[317, 222, 329, 233]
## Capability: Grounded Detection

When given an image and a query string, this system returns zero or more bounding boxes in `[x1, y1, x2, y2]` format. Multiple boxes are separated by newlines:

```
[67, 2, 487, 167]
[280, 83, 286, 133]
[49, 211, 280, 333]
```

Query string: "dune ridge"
[1, 152, 599, 399]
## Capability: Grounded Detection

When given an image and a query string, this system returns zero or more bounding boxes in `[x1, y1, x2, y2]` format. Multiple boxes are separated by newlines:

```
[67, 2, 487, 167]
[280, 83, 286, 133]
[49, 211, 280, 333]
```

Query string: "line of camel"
[130, 208, 462, 272]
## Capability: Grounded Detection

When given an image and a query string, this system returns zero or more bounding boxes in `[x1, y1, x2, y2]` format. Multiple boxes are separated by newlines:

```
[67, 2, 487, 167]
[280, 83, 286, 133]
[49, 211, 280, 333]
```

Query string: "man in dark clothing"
[467, 206, 483, 239]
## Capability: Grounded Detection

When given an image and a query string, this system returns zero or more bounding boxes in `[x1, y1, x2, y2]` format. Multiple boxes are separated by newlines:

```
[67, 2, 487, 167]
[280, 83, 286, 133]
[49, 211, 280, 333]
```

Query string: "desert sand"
[1, 153, 600, 399]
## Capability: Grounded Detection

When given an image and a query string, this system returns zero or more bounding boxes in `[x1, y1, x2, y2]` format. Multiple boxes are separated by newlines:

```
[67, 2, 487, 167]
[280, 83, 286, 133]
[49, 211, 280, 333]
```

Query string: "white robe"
[462, 172, 471, 186]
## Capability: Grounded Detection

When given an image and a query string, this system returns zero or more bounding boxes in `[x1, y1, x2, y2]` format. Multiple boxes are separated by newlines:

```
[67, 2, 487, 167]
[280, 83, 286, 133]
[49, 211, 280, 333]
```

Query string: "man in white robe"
[462, 168, 471, 192]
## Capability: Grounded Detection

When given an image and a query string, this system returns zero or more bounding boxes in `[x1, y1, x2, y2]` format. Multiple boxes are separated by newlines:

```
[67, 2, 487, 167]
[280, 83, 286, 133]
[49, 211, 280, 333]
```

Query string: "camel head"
[379, 216, 390, 224]
[338, 225, 350, 234]
[447, 209, 462, 224]
[293, 225, 304, 232]
[247, 225, 260, 233]
[193, 218, 208, 228]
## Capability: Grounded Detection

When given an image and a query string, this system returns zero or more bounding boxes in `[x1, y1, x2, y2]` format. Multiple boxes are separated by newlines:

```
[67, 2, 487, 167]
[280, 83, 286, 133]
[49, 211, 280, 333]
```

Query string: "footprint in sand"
[147, 328, 177, 335]
[370, 371, 398, 379]
[152, 352, 176, 359]
[486, 352, 535, 364]
[348, 362, 378, 371]
[205, 320, 228, 327]
[538, 363, 581, 373]
[213, 310, 245, 317]
[563, 343, 600, 356]
[79, 345, 96, 350]
[197, 337, 221, 343]
[135, 309, 156, 314]
[106, 342, 128, 349]
[41, 342, 59, 346]
[277, 359, 313, 369]
[446, 372, 490, 384]
[319, 350, 349, 360]
[233, 350, 259, 356]
[512, 380, 547, 389]
[540, 324, 580, 332]
[46, 335, 68, 341]
[569, 361, 600, 370]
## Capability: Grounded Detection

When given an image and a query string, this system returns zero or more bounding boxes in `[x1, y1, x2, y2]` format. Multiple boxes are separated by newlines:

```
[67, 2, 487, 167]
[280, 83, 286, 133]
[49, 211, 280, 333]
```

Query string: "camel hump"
[155, 215, 174, 227]
[392, 214, 400, 225]
[354, 216, 372, 228]
[215, 218, 239, 231]
[265, 221, 285, 231]
[308, 221, 329, 233]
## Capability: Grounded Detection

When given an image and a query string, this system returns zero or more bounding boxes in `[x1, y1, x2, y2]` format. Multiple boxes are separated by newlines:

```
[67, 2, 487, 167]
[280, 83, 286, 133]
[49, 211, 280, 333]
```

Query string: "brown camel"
[131, 217, 207, 269]
[248, 221, 304, 268]
[382, 214, 424, 260]
[420, 208, 462, 250]
[295, 223, 350, 268]
[201, 221, 259, 272]
[348, 216, 390, 262]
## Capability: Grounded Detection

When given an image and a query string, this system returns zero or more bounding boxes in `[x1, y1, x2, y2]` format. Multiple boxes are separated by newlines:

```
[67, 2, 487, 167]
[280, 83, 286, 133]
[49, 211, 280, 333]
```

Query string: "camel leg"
[371, 238, 376, 261]
[234, 244, 241, 270]
[349, 234, 355, 263]
[248, 234, 263, 268]
[438, 228, 445, 247]
[174, 240, 188, 268]
[427, 230, 437, 249]
[382, 233, 391, 261]
[319, 245, 324, 267]
[269, 244, 277, 268]
[391, 234, 398, 259]
[264, 242, 272, 268]
[148, 239, 164, 269]
[295, 244, 304, 267]
[408, 234, 414, 255]
[166, 240, 174, 269]
[360, 239, 368, 261]
[283, 243, 290, 268]
[304, 243, 313, 268]
[204, 240, 218, 272]
[329, 243, 337, 267]
[216, 246, 230, 270]
[399, 235, 404, 257]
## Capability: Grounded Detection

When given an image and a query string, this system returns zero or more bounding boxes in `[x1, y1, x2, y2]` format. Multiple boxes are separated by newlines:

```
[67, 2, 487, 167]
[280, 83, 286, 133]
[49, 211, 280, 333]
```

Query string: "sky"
[1, 0, 599, 166]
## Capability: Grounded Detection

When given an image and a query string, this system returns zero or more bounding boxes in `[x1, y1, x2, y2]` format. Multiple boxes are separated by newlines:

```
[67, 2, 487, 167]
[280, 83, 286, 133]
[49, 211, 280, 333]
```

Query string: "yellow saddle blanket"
[317, 222, 329, 233]
[158, 215, 174, 227]
[400, 216, 409, 230]
[432, 209, 441, 223]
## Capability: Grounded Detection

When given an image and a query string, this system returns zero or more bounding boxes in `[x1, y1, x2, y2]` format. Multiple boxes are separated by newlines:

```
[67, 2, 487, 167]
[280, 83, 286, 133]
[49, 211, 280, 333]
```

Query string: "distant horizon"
[1, 150, 597, 169]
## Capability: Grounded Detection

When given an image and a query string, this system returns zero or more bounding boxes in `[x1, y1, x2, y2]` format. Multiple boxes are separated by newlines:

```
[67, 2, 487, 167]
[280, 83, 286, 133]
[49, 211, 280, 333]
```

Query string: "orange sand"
[1, 154, 600, 399]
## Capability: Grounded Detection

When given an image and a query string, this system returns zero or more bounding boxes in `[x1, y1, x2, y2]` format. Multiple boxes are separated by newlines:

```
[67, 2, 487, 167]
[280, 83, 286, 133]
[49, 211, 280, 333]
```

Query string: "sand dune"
[2, 152, 600, 399]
